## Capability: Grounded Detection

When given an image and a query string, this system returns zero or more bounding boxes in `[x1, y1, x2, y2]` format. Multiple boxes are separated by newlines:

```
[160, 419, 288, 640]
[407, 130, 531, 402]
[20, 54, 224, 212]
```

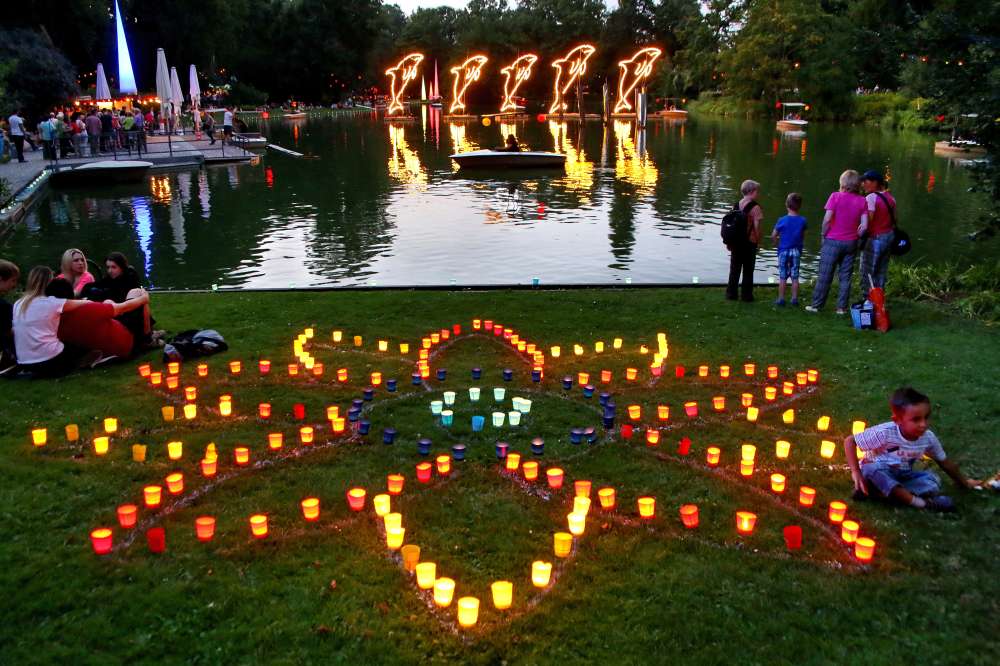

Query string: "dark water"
[2, 112, 991, 289]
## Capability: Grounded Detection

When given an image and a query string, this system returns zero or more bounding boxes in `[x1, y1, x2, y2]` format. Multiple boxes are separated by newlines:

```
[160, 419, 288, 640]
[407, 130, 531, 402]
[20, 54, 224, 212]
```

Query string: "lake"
[2, 112, 991, 289]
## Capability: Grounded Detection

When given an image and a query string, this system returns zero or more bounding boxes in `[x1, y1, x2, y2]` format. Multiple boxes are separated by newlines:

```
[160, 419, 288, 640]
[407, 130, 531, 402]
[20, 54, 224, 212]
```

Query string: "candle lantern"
[494, 387, 506, 402]
[117, 504, 138, 528]
[301, 498, 320, 521]
[416, 562, 437, 589]
[268, 433, 283, 450]
[161, 405, 174, 421]
[167, 361, 180, 375]
[706, 446, 721, 466]
[401, 544, 420, 572]
[258, 359, 271, 375]
[627, 404, 641, 420]
[807, 369, 819, 383]
[712, 396, 725, 412]
[746, 407, 759, 422]
[674, 365, 685, 378]
[93, 436, 110, 456]
[783, 525, 803, 550]
[522, 461, 539, 481]
[414, 437, 431, 456]
[386, 527, 405, 550]
[626, 367, 638, 381]
[854, 537, 876, 562]
[554, 531, 573, 557]
[531, 561, 552, 587]
[249, 514, 268, 539]
[166, 472, 184, 494]
[740, 393, 753, 408]
[219, 399, 232, 417]
[719, 365, 730, 378]
[684, 402, 698, 418]
[645, 429, 660, 446]
[143, 485, 163, 508]
[620, 424, 633, 439]
[577, 372, 589, 386]
[258, 403, 272, 419]
[387, 473, 405, 495]
[573, 496, 591, 517]
[594, 341, 604, 353]
[347, 488, 366, 511]
[573, 344, 583, 356]
[492, 412, 505, 427]
[817, 415, 831, 431]
[138, 363, 151, 377]
[782, 409, 795, 424]
[373, 493, 391, 517]
[200, 458, 217, 477]
[656, 405, 670, 422]
[550, 345, 561, 358]
[90, 528, 113, 555]
[371, 372, 383, 386]
[697, 365, 708, 377]
[796, 372, 807, 386]
[783, 381, 795, 396]
[820, 440, 836, 459]
[584, 385, 596, 399]
[386, 379, 398, 392]
[229, 361, 242, 375]
[196, 516, 216, 542]
[841, 519, 860, 543]
[852, 420, 866, 435]
[436, 368, 447, 381]
[764, 386, 777, 401]
[562, 376, 572, 390]
[741, 444, 756, 462]
[147, 527, 166, 553]
[530, 437, 544, 455]
[677, 437, 692, 456]
[637, 496, 656, 519]
[472, 367, 482, 380]
[775, 439, 791, 459]
[103, 417, 118, 434]
[744, 363, 756, 376]
[601, 369, 612, 383]
[299, 426, 314, 444]
[65, 424, 79, 442]
[183, 404, 197, 420]
[433, 577, 455, 607]
[546, 467, 564, 489]
[495, 441, 509, 459]
[767, 365, 779, 379]
[151, 372, 163, 387]
[416, 462, 433, 483]
[288, 364, 299, 376]
[679, 504, 699, 529]
[467, 387, 481, 402]
[595, 488, 615, 511]
[491, 581, 513, 610]
[502, 368, 514, 382]
[505, 452, 521, 472]
[798, 486, 816, 507]
[574, 480, 592, 498]
[383, 428, 397, 445]
[234, 447, 250, 465]
[828, 501, 848, 523]
[430, 400, 443, 416]
[436, 455, 452, 475]
[735, 511, 757, 534]
[740, 459, 754, 477]
[770, 473, 786, 493]
[443, 391, 456, 406]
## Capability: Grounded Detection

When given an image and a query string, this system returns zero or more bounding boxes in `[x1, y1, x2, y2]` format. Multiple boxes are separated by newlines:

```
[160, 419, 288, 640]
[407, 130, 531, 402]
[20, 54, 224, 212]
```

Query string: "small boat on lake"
[776, 102, 809, 132]
[231, 133, 268, 149]
[450, 150, 566, 169]
[283, 111, 307, 120]
[49, 160, 153, 187]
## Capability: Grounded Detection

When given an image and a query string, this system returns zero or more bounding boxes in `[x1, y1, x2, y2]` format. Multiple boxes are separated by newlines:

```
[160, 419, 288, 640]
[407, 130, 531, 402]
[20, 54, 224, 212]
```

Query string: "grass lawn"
[1, 288, 997, 664]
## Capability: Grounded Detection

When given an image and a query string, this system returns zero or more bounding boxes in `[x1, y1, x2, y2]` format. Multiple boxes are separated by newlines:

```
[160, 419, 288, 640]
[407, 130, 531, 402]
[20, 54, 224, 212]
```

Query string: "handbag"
[875, 191, 912, 256]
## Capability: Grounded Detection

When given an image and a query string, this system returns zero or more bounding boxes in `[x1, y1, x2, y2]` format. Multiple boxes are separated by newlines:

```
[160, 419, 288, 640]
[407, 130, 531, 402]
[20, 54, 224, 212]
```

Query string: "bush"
[888, 260, 1000, 324]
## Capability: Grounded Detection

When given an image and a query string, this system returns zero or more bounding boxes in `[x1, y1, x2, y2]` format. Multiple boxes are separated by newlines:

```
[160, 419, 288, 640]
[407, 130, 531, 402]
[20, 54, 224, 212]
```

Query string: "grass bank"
[1, 288, 997, 663]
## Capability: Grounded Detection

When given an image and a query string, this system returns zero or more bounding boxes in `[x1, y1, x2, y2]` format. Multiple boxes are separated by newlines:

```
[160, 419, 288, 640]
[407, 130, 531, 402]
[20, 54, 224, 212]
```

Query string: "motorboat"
[450, 150, 566, 169]
[231, 133, 268, 149]
[49, 160, 153, 187]
[776, 102, 809, 131]
[283, 111, 306, 120]
[934, 139, 986, 157]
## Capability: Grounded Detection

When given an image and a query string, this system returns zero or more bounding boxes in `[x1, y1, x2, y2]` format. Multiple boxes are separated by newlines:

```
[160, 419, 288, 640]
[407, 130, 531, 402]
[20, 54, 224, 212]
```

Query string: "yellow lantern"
[740, 459, 755, 477]
[595, 341, 604, 353]
[166, 472, 184, 494]
[332, 330, 343, 342]
[457, 596, 480, 628]
[820, 440, 836, 459]
[399, 342, 410, 354]
[637, 496, 656, 519]
[746, 406, 759, 422]
[852, 420, 866, 435]
[841, 520, 860, 543]
[378, 340, 388, 352]
[550, 345, 561, 358]
[782, 409, 795, 424]
[167, 441, 183, 460]
[31, 428, 47, 447]
[386, 527, 405, 550]
[93, 436, 110, 456]
[384, 512, 402, 531]
[505, 452, 521, 472]
[415, 562, 436, 589]
[764, 386, 777, 401]
[531, 561, 552, 587]
[741, 444, 756, 461]
[567, 512, 586, 536]
[373, 493, 391, 517]
[817, 415, 831, 432]
[183, 404, 197, 420]
[554, 531, 573, 557]
[491, 581, 513, 610]
[573, 495, 591, 516]
[573, 344, 583, 356]
[433, 577, 455, 607]
[770, 473, 786, 493]
[103, 417, 118, 434]
[613, 337, 623, 349]
[775, 440, 791, 459]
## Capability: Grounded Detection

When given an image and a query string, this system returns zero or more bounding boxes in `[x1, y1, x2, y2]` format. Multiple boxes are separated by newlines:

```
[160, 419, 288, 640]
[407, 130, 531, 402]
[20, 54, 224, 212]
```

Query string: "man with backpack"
[722, 179, 763, 302]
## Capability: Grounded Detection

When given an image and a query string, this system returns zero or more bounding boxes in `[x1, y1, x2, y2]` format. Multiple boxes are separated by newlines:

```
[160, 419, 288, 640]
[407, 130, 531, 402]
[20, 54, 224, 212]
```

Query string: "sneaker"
[925, 495, 956, 513]
[790, 299, 799, 306]
[835, 308, 848, 315]
[804, 305, 819, 313]
[774, 299, 786, 307]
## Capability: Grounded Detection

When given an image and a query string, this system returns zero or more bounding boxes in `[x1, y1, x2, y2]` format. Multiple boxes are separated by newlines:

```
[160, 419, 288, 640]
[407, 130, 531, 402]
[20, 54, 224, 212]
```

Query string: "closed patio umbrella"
[96, 63, 112, 101]
[170, 66, 184, 132]
[189, 65, 202, 132]
[155, 48, 172, 132]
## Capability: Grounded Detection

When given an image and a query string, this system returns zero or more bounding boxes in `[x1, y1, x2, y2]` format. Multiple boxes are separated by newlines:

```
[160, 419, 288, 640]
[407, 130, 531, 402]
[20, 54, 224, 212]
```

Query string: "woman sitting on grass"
[84, 252, 159, 347]
[55, 248, 95, 297]
[45, 278, 148, 361]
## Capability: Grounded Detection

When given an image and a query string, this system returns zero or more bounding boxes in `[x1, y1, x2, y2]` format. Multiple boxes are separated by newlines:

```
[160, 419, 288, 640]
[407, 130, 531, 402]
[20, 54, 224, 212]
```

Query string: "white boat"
[776, 102, 809, 131]
[283, 111, 306, 120]
[451, 150, 566, 169]
[231, 133, 268, 149]
[49, 160, 153, 186]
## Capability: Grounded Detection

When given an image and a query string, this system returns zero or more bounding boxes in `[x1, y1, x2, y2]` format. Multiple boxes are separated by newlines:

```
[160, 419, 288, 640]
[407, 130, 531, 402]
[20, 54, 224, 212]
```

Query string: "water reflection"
[548, 120, 593, 197]
[388, 123, 427, 188]
[614, 120, 658, 194]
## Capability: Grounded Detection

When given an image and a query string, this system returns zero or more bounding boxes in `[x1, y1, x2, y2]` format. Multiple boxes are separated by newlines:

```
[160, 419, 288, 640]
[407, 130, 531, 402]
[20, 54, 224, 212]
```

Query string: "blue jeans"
[860, 230, 894, 293]
[811, 238, 857, 310]
[862, 465, 941, 498]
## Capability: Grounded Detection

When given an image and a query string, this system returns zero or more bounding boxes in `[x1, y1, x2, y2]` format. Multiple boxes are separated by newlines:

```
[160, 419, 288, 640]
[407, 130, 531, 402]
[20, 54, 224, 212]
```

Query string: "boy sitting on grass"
[770, 192, 806, 306]
[844, 387, 980, 512]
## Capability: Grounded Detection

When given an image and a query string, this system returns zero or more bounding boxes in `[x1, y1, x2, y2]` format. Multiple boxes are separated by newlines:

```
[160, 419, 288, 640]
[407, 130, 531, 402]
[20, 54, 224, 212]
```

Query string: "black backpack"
[720, 200, 758, 247]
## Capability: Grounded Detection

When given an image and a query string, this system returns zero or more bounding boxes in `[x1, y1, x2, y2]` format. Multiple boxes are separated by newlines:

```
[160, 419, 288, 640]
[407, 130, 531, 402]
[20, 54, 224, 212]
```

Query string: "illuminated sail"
[115, 0, 138, 94]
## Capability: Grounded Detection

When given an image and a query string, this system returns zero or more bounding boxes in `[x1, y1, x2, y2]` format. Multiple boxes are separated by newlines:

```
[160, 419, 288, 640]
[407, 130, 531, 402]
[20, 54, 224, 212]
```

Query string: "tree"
[0, 28, 78, 119]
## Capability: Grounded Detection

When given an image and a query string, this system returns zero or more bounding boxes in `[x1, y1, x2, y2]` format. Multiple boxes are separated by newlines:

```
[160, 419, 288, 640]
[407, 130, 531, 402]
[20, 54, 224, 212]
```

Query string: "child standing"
[771, 193, 807, 306]
[844, 387, 980, 511]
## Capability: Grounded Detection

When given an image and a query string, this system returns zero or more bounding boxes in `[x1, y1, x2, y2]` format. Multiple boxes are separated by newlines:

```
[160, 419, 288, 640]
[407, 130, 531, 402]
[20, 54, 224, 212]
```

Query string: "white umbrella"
[189, 65, 202, 132]
[155, 49, 172, 132]
[170, 67, 184, 133]
[96, 63, 112, 101]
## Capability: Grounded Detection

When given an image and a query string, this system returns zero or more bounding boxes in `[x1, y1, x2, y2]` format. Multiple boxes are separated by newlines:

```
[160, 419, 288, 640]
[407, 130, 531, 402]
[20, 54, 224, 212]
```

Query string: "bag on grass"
[163, 329, 228, 363]
[850, 300, 875, 330]
[720, 201, 759, 247]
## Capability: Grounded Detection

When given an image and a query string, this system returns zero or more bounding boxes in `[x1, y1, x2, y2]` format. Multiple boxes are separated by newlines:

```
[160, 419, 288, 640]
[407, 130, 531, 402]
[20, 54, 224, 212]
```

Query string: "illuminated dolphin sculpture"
[385, 53, 425, 116]
[448, 55, 489, 114]
[500, 54, 538, 113]
[548, 44, 597, 115]
[613, 47, 662, 114]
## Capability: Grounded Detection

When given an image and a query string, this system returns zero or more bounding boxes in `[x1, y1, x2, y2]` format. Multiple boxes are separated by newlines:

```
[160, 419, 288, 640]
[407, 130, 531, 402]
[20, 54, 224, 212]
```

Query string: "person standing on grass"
[845, 387, 981, 511]
[8, 110, 26, 162]
[771, 193, 807, 306]
[724, 179, 763, 302]
[859, 169, 896, 292]
[806, 170, 868, 314]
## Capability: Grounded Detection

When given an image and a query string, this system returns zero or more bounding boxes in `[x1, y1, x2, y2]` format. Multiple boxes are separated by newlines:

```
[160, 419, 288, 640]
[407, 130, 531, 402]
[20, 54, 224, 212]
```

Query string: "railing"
[45, 128, 251, 167]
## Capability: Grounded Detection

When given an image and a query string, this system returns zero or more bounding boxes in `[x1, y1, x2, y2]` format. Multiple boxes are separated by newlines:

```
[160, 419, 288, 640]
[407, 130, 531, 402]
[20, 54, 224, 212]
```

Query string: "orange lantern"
[767, 365, 779, 379]
[764, 386, 777, 401]
[657, 405, 670, 421]
[782, 381, 795, 395]
[807, 369, 819, 383]
[712, 396, 725, 412]
[743, 363, 756, 376]
[522, 461, 539, 481]
[117, 504, 138, 528]
[138, 363, 151, 377]
[195, 516, 216, 542]
[197, 363, 208, 377]
[679, 504, 699, 528]
[299, 426, 314, 444]
[165, 375, 179, 390]
[854, 537, 876, 562]
[697, 365, 709, 377]
[150, 372, 163, 386]
[626, 367, 638, 381]
[229, 361, 242, 375]
[598, 487, 616, 510]
[799, 486, 816, 507]
[312, 363, 324, 377]
[645, 429, 660, 446]
[387, 473, 405, 495]
[347, 488, 366, 511]
[546, 467, 564, 489]
[577, 372, 589, 386]
[770, 473, 786, 493]
[143, 485, 162, 508]
[719, 365, 730, 378]
[167, 361, 180, 375]
[288, 363, 299, 376]
[796, 372, 807, 386]
[332, 418, 346, 434]
[337, 368, 348, 383]
[828, 501, 848, 523]
[184, 385, 197, 401]
[371, 372, 383, 386]
[166, 472, 184, 495]
[505, 452, 521, 472]
[200, 458, 217, 477]
[574, 479, 592, 498]
[436, 455, 451, 475]
[706, 446, 721, 466]
[637, 496, 656, 519]
[740, 459, 754, 477]
[268, 433, 283, 450]
[301, 497, 321, 521]
[234, 447, 250, 466]
[601, 370, 612, 383]
[735, 510, 757, 534]
[259, 360, 271, 375]
[258, 403, 271, 419]
[741, 393, 753, 408]
[840, 519, 860, 543]
[65, 424, 79, 442]
[249, 514, 268, 538]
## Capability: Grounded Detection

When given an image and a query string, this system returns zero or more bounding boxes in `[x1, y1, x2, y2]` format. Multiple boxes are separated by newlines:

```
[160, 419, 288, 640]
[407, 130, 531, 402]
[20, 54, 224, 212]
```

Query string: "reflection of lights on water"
[132, 196, 153, 279]
[614, 120, 658, 193]
[548, 120, 593, 196]
[150, 175, 172, 204]
[801, 139, 808, 161]
[449, 123, 478, 172]
[927, 171, 936, 193]
[499, 121, 518, 142]
[293, 124, 299, 144]
[388, 123, 427, 188]
[265, 166, 274, 189]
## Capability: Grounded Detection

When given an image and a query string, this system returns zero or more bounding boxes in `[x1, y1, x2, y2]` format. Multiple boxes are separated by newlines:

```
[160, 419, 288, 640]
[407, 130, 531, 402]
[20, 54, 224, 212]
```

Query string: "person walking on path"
[806, 170, 869, 314]
[724, 179, 763, 302]
[203, 111, 216, 144]
[858, 169, 896, 292]
[8, 110, 27, 162]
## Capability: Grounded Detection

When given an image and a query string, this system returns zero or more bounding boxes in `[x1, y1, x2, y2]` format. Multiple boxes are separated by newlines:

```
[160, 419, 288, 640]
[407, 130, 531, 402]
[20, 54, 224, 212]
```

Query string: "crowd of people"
[2, 107, 160, 162]
[725, 168, 898, 312]
[0, 251, 159, 378]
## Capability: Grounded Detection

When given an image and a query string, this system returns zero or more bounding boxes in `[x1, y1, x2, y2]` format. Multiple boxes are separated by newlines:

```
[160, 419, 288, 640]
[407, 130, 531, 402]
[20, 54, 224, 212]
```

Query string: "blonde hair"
[60, 248, 86, 287]
[18, 266, 54, 315]
[839, 170, 861, 194]
[740, 179, 760, 196]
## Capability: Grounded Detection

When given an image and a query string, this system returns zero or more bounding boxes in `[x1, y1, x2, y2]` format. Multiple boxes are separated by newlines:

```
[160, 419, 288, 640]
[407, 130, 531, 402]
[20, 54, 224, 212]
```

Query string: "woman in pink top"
[806, 170, 868, 314]
[56, 248, 95, 297]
